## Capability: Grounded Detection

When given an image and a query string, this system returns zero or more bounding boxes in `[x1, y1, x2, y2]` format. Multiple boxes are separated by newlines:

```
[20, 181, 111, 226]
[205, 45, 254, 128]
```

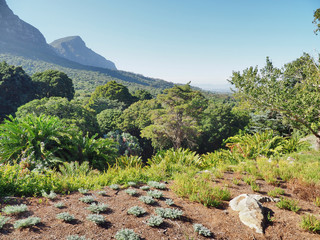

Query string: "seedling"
[127, 206, 146, 217]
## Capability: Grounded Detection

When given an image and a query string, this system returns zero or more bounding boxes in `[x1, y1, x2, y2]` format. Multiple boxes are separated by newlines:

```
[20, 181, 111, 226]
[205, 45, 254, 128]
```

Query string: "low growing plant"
[79, 196, 95, 204]
[54, 202, 65, 209]
[148, 181, 166, 189]
[268, 187, 285, 198]
[147, 190, 163, 199]
[56, 212, 75, 222]
[314, 197, 320, 208]
[2, 204, 28, 215]
[147, 215, 164, 227]
[0, 216, 10, 229]
[276, 197, 301, 212]
[67, 235, 91, 240]
[139, 186, 150, 191]
[139, 196, 155, 205]
[115, 228, 140, 240]
[300, 214, 320, 233]
[127, 206, 146, 217]
[165, 199, 174, 206]
[155, 208, 183, 219]
[13, 217, 41, 229]
[109, 184, 120, 190]
[41, 190, 58, 200]
[125, 189, 138, 196]
[78, 188, 89, 195]
[193, 223, 212, 237]
[87, 203, 108, 213]
[127, 182, 137, 187]
[97, 190, 107, 196]
[87, 214, 106, 225]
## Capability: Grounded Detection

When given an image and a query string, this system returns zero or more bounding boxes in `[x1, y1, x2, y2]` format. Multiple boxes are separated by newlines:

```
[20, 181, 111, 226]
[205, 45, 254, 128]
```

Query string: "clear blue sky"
[6, 0, 320, 90]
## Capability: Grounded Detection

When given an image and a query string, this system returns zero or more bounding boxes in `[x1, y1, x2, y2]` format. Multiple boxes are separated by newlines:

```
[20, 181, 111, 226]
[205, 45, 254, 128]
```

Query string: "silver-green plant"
[97, 190, 107, 196]
[78, 188, 89, 195]
[66, 235, 91, 240]
[147, 181, 166, 189]
[109, 184, 120, 190]
[54, 202, 65, 209]
[86, 203, 108, 213]
[147, 215, 164, 227]
[127, 182, 137, 187]
[87, 214, 105, 225]
[41, 190, 58, 200]
[0, 216, 10, 229]
[125, 188, 137, 196]
[139, 186, 150, 191]
[147, 190, 163, 199]
[13, 217, 41, 229]
[155, 208, 183, 219]
[79, 196, 95, 204]
[56, 212, 75, 222]
[115, 228, 140, 240]
[2, 204, 28, 215]
[127, 206, 146, 217]
[165, 199, 174, 206]
[139, 196, 155, 205]
[193, 223, 212, 237]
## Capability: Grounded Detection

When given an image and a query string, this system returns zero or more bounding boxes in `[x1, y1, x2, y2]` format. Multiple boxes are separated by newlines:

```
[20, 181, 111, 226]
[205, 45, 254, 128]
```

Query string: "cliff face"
[0, 0, 55, 56]
[50, 36, 117, 70]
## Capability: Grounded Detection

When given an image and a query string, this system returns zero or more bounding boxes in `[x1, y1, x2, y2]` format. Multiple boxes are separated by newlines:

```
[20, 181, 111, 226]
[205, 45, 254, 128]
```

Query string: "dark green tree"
[97, 108, 122, 134]
[132, 89, 153, 101]
[0, 62, 35, 120]
[32, 70, 75, 100]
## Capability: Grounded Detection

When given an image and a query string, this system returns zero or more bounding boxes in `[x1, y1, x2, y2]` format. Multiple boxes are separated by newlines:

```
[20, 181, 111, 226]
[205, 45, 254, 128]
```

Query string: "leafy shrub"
[54, 202, 65, 209]
[78, 188, 89, 195]
[300, 214, 320, 233]
[13, 217, 41, 229]
[147, 215, 164, 227]
[87, 214, 105, 225]
[155, 208, 183, 219]
[97, 190, 107, 196]
[268, 187, 285, 197]
[115, 228, 140, 240]
[0, 216, 10, 229]
[2, 204, 28, 215]
[115, 155, 143, 169]
[140, 186, 150, 191]
[147, 190, 163, 199]
[41, 190, 57, 200]
[139, 196, 155, 205]
[165, 199, 174, 206]
[193, 223, 212, 237]
[59, 161, 92, 177]
[125, 189, 137, 196]
[106, 131, 142, 156]
[110, 184, 120, 190]
[276, 198, 301, 212]
[79, 196, 95, 204]
[127, 206, 146, 217]
[56, 212, 75, 222]
[86, 203, 108, 213]
[67, 235, 91, 240]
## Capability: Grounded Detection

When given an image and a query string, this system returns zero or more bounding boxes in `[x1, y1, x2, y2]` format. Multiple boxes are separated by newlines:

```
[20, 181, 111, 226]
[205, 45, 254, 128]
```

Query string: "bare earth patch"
[0, 172, 320, 240]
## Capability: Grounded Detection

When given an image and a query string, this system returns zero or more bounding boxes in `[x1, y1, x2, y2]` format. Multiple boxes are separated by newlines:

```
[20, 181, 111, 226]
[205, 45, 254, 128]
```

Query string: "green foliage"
[165, 199, 174, 206]
[127, 206, 146, 217]
[97, 108, 122, 134]
[106, 131, 142, 156]
[41, 190, 58, 200]
[0, 61, 35, 119]
[59, 161, 92, 177]
[193, 223, 212, 237]
[115, 155, 143, 169]
[56, 212, 75, 222]
[2, 204, 28, 215]
[139, 186, 150, 191]
[109, 184, 120, 190]
[54, 202, 65, 209]
[88, 98, 125, 114]
[314, 197, 320, 208]
[155, 208, 183, 219]
[139, 196, 155, 205]
[142, 84, 208, 149]
[276, 198, 301, 212]
[86, 214, 106, 225]
[13, 217, 41, 229]
[0, 114, 76, 169]
[78, 188, 89, 195]
[125, 188, 137, 196]
[147, 190, 163, 199]
[115, 228, 140, 240]
[79, 196, 95, 204]
[127, 182, 137, 187]
[146, 215, 164, 227]
[86, 203, 108, 213]
[313, 8, 320, 35]
[16, 97, 99, 135]
[97, 190, 107, 196]
[67, 235, 91, 240]
[0, 216, 10, 229]
[301, 214, 320, 233]
[32, 70, 75, 100]
[132, 89, 153, 101]
[147, 181, 166, 189]
[268, 188, 285, 197]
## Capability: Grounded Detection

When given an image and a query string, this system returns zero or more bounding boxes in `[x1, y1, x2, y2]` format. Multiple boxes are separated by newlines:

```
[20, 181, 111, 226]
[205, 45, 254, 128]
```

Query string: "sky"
[6, 0, 320, 90]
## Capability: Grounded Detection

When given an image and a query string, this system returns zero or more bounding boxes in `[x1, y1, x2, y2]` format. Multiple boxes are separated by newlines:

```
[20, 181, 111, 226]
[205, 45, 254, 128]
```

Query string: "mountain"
[50, 36, 117, 70]
[0, 0, 173, 93]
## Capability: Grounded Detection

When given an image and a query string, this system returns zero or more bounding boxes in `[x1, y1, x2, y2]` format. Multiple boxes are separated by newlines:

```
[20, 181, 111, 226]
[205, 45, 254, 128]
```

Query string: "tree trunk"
[316, 135, 320, 151]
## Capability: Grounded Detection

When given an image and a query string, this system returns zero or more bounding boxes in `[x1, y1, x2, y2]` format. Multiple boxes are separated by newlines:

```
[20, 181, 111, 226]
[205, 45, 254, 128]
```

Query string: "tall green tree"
[230, 54, 320, 149]
[32, 70, 75, 100]
[313, 8, 320, 35]
[0, 62, 35, 120]
[142, 84, 208, 150]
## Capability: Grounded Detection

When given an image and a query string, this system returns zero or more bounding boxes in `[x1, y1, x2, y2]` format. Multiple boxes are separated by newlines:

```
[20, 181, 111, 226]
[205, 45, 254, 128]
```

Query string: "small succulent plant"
[87, 214, 106, 225]
[127, 182, 137, 187]
[56, 212, 75, 222]
[41, 190, 58, 200]
[115, 228, 140, 240]
[139, 186, 150, 191]
[165, 199, 174, 206]
[147, 190, 163, 199]
[127, 206, 146, 217]
[109, 184, 120, 190]
[66, 235, 91, 240]
[97, 190, 107, 196]
[78, 188, 89, 195]
[2, 204, 28, 215]
[193, 223, 212, 237]
[79, 196, 95, 204]
[147, 215, 164, 227]
[155, 208, 183, 219]
[125, 188, 137, 196]
[139, 196, 155, 205]
[13, 217, 41, 229]
[86, 203, 108, 213]
[0, 216, 10, 229]
[54, 202, 65, 209]
[148, 181, 166, 189]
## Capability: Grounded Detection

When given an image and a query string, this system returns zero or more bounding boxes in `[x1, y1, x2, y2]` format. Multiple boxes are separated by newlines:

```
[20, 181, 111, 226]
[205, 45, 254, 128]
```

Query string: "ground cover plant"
[13, 217, 41, 229]
[2, 204, 28, 215]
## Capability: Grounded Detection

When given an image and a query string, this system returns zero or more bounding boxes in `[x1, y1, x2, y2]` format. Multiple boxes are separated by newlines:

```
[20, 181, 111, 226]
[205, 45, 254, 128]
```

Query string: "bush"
[115, 228, 140, 240]
[147, 215, 164, 227]
[13, 217, 41, 229]
[106, 131, 142, 156]
[2, 204, 28, 215]
[193, 223, 212, 237]
[127, 206, 146, 217]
